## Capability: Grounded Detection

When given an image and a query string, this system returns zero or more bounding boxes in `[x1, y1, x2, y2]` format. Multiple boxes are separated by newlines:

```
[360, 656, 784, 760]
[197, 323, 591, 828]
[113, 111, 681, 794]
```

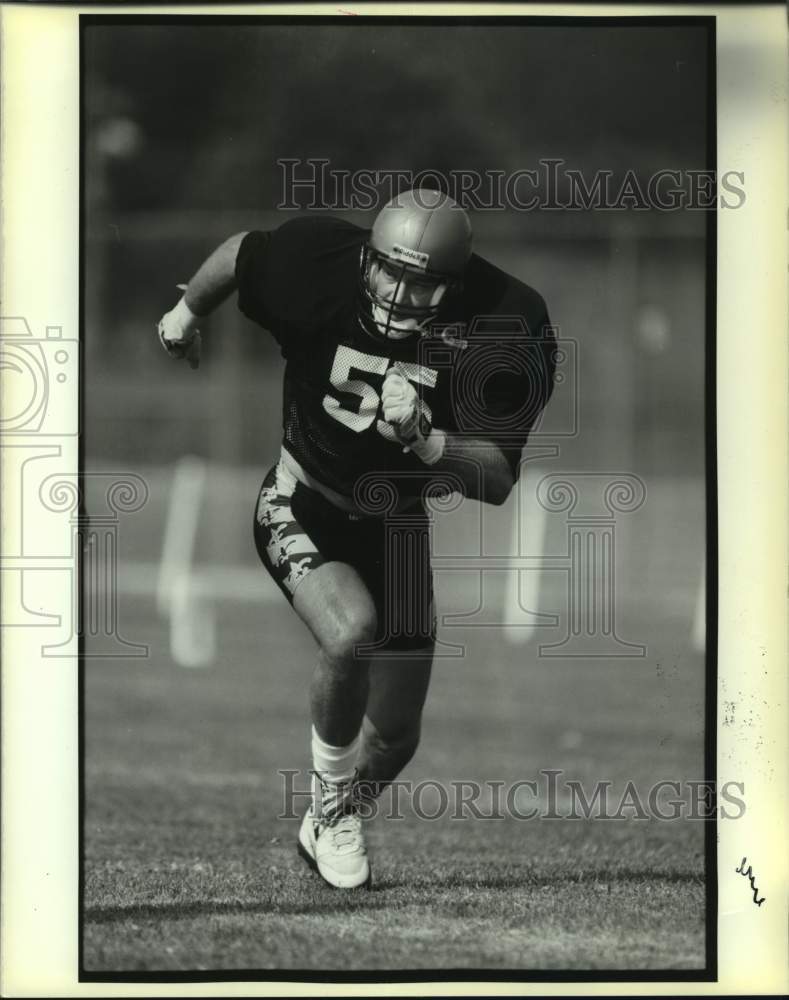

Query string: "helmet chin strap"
[372, 303, 432, 340]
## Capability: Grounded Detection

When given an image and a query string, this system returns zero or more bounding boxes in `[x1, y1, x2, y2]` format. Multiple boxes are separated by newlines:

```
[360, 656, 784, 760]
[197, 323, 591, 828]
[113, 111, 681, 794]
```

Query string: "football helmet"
[358, 189, 472, 341]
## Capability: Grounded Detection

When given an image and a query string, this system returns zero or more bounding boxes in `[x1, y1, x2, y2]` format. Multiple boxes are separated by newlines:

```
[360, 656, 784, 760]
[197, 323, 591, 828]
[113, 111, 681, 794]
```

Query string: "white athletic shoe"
[298, 803, 371, 890]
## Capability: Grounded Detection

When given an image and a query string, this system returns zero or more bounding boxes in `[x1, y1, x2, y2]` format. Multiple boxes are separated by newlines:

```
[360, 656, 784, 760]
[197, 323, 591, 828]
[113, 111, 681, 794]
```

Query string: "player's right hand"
[157, 296, 202, 370]
[381, 366, 420, 444]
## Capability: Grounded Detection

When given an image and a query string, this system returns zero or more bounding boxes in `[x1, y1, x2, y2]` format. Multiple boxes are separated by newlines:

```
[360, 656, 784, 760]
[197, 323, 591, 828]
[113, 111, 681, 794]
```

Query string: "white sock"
[311, 725, 360, 816]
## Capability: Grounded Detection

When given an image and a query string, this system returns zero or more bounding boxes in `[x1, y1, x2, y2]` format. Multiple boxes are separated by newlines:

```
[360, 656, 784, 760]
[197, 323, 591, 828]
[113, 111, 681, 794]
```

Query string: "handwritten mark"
[735, 857, 765, 906]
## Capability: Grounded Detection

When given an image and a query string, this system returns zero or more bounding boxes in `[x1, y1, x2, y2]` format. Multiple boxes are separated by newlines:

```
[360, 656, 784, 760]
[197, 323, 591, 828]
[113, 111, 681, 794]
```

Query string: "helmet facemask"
[358, 245, 460, 342]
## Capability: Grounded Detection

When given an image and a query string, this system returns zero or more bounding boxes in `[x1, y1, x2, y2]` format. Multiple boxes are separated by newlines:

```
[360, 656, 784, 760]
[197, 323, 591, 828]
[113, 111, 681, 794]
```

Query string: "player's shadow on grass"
[373, 867, 704, 891]
[84, 894, 390, 925]
[84, 865, 704, 924]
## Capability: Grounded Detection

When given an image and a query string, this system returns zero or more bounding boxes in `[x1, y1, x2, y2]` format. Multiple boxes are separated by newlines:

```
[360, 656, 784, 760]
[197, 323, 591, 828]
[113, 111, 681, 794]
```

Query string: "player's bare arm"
[437, 434, 514, 506]
[157, 231, 248, 368]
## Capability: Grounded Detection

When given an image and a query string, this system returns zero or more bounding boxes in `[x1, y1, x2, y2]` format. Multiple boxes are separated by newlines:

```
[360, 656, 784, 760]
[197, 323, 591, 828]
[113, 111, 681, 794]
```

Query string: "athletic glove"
[381, 364, 446, 465]
[158, 294, 202, 370]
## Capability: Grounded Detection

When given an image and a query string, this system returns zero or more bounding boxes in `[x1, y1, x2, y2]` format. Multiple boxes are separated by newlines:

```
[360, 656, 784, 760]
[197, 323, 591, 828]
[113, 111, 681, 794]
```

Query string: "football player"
[158, 189, 556, 889]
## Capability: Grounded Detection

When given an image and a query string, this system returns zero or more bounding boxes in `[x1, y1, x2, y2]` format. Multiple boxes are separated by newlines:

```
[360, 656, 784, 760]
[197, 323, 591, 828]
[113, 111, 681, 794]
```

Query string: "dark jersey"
[235, 216, 555, 500]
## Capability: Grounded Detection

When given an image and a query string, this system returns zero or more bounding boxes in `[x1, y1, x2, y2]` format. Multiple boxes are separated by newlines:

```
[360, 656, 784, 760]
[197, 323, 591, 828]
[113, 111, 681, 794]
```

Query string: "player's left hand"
[382, 365, 445, 465]
[157, 293, 202, 370]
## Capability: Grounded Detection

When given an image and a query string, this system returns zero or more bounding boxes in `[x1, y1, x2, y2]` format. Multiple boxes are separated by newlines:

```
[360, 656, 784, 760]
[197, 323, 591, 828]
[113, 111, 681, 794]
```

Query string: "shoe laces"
[321, 811, 363, 855]
[313, 770, 357, 818]
[311, 773, 363, 855]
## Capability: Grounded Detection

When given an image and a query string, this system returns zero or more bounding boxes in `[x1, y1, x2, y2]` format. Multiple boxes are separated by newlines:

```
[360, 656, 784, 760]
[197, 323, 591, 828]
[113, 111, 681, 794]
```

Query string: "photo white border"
[1, 3, 786, 996]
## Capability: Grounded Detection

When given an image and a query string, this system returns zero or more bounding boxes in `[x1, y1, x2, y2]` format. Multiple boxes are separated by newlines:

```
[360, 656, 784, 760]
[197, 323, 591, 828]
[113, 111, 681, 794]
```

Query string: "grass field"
[81, 465, 708, 973]
[84, 579, 707, 973]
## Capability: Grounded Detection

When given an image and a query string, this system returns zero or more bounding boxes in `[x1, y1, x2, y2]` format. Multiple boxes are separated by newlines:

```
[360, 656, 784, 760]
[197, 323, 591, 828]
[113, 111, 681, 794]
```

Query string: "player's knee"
[321, 607, 377, 667]
[365, 717, 421, 767]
